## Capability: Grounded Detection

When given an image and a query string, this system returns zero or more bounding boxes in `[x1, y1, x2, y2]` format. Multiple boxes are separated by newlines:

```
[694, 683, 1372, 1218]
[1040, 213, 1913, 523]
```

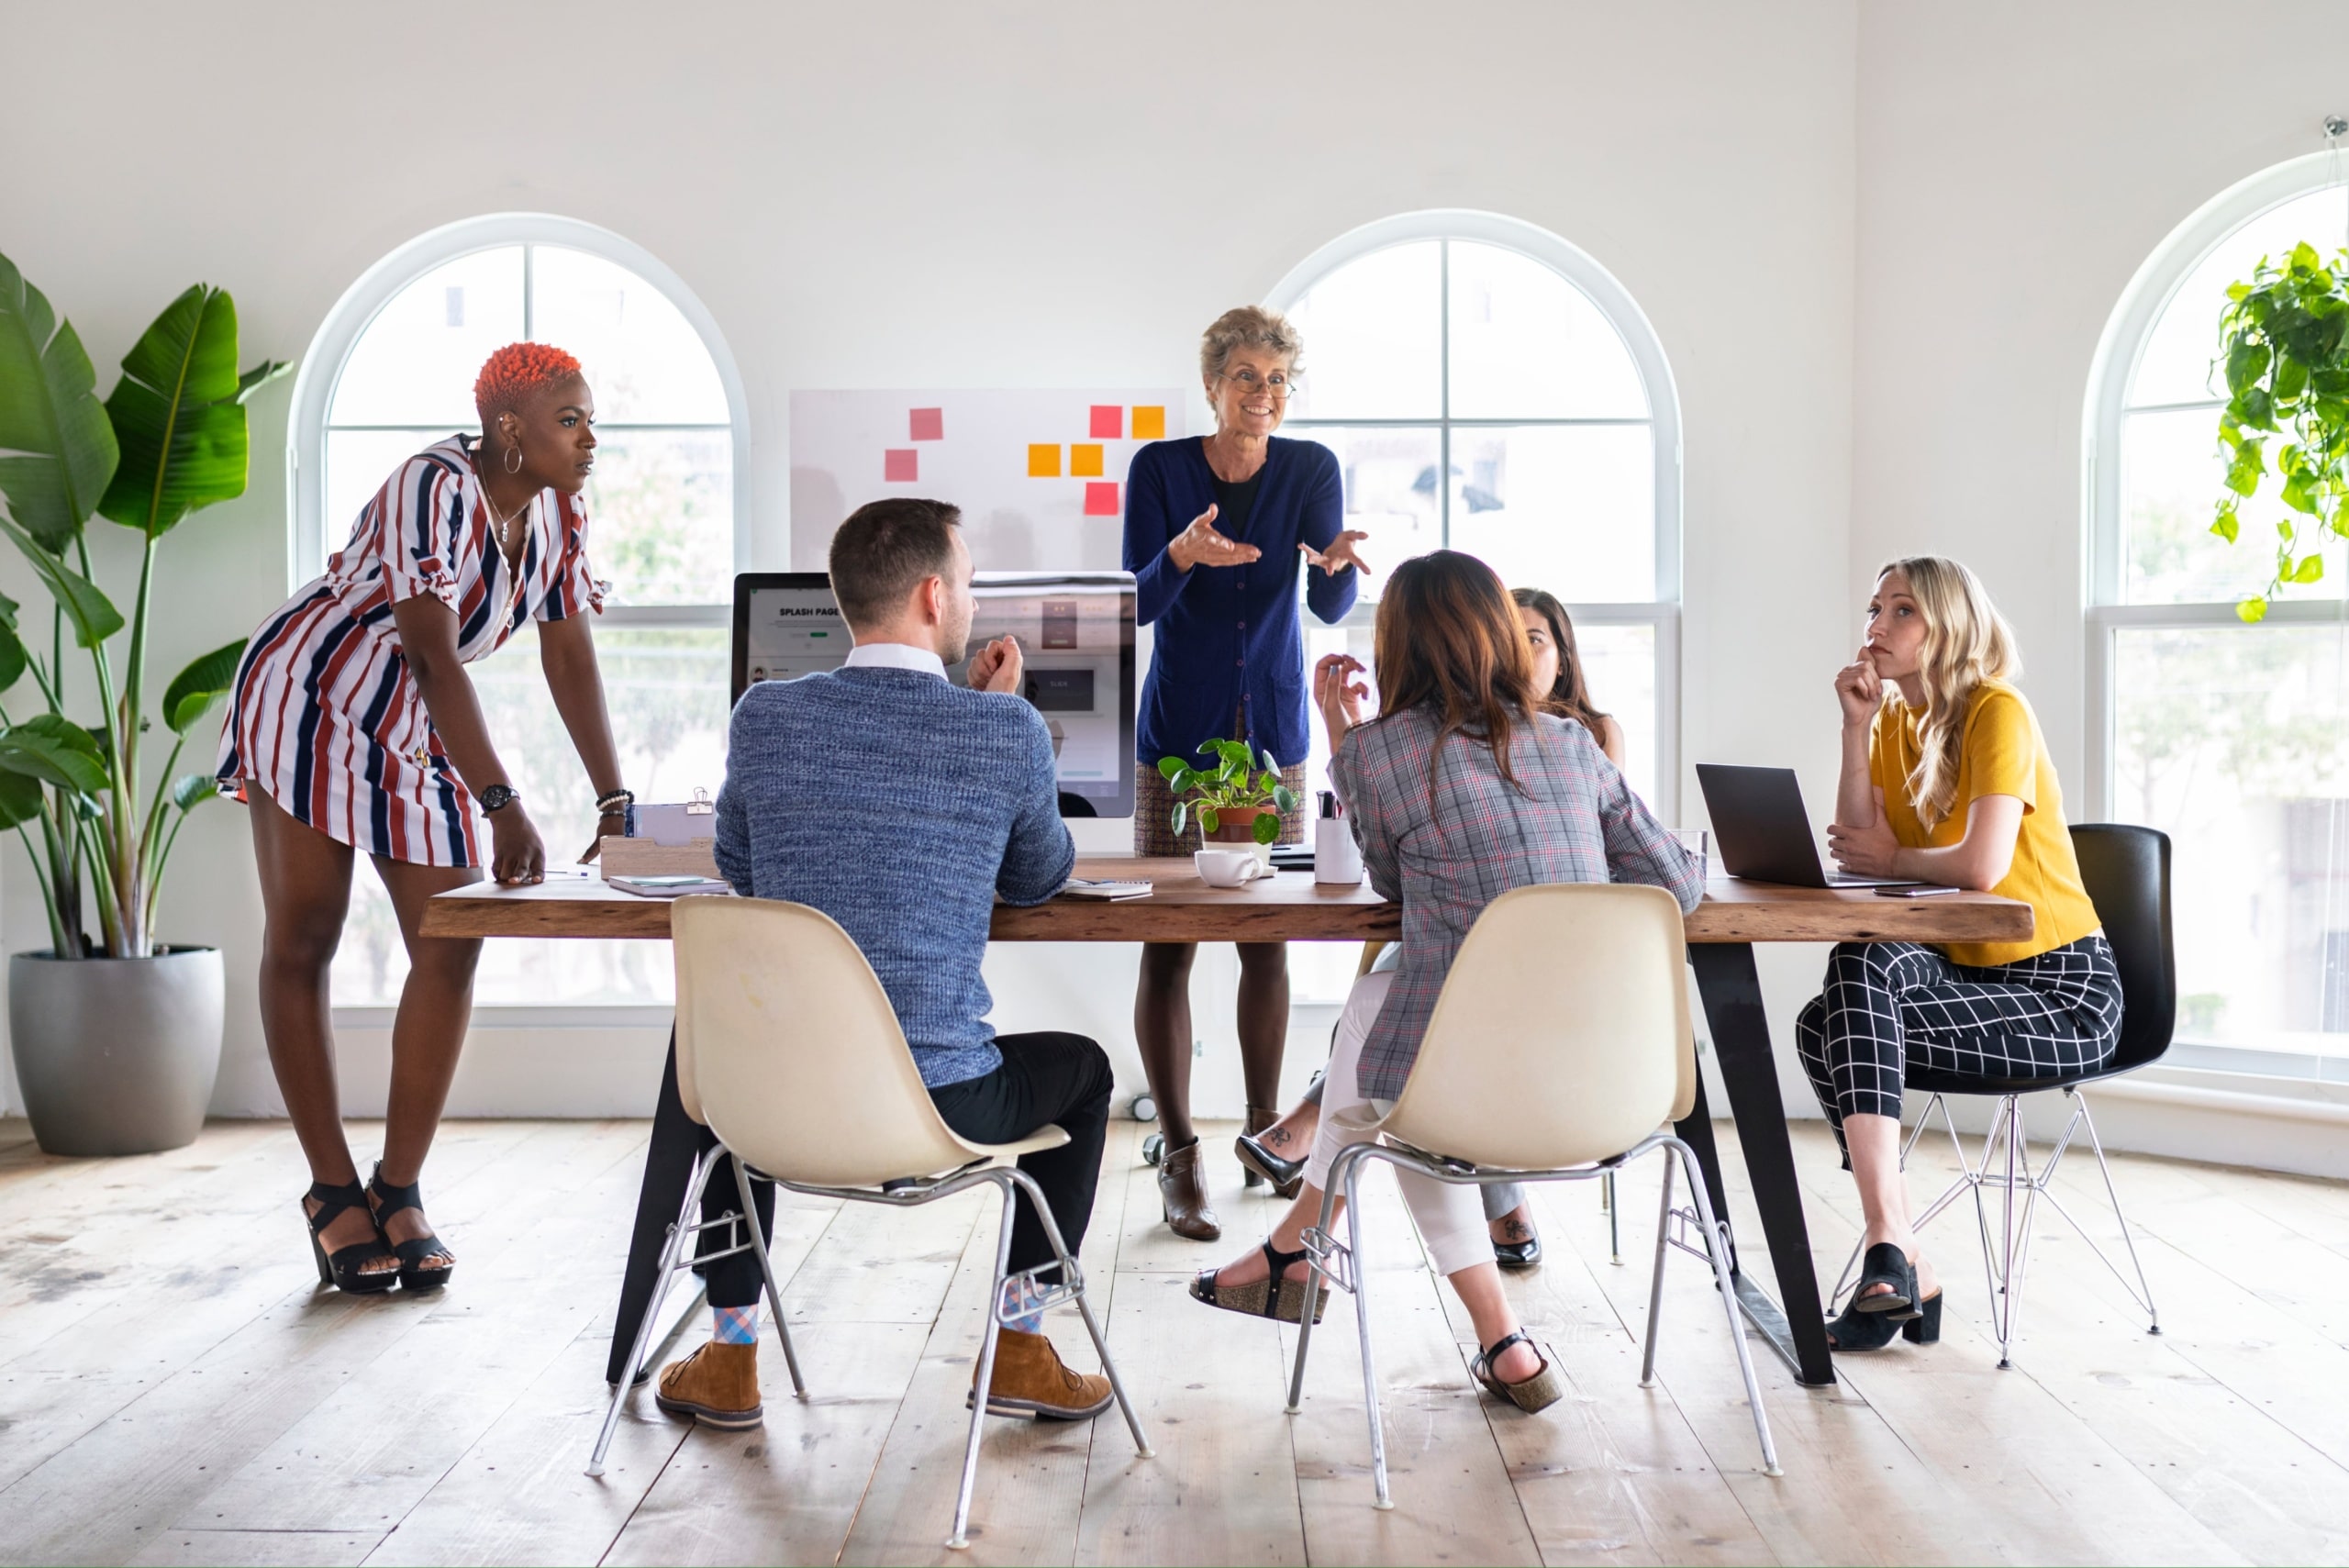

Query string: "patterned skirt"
[1134, 761, 1308, 856]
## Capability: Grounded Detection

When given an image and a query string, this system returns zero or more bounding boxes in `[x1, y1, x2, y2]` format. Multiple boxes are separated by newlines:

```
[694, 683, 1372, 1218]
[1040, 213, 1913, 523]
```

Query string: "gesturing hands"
[1834, 645, 1884, 728]
[968, 634, 1025, 695]
[1315, 652, 1371, 751]
[1167, 504, 1262, 573]
[1300, 530, 1374, 578]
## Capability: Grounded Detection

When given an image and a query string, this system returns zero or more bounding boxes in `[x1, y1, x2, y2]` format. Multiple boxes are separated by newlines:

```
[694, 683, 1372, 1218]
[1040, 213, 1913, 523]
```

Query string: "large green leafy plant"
[2211, 241, 2349, 620]
[1158, 739, 1298, 846]
[0, 252, 288, 957]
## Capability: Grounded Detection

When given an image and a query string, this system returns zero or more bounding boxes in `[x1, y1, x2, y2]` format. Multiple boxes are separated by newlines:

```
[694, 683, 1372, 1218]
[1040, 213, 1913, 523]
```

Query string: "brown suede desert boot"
[970, 1327, 1115, 1420]
[655, 1340, 763, 1429]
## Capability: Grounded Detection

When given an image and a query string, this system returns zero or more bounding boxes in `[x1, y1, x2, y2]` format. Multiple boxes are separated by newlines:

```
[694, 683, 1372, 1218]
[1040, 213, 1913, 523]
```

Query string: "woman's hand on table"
[1300, 530, 1374, 578]
[1166, 504, 1261, 573]
[1315, 652, 1370, 751]
[578, 807, 627, 865]
[490, 805, 548, 885]
[1825, 787, 1902, 878]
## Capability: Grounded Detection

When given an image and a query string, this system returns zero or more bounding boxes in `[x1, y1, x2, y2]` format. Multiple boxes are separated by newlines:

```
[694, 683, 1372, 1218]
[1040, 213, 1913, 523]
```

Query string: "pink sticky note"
[1084, 481, 1119, 517]
[1089, 405, 1123, 439]
[909, 407, 943, 441]
[885, 449, 918, 483]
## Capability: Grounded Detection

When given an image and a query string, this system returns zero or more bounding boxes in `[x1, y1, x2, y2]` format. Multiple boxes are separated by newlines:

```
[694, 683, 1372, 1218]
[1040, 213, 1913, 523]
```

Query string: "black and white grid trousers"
[1794, 935, 2124, 1156]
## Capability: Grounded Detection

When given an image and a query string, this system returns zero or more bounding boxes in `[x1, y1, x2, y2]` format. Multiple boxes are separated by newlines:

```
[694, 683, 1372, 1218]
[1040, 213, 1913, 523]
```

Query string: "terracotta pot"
[1203, 805, 1273, 845]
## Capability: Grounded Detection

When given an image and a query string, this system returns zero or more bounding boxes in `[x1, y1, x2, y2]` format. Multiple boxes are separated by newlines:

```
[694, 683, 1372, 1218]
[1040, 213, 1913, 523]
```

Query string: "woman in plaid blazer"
[1192, 551, 1701, 1408]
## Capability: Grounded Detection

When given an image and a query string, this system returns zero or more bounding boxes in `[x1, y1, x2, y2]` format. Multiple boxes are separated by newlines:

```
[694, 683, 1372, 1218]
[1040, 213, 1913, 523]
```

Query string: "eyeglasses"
[1216, 368, 1299, 398]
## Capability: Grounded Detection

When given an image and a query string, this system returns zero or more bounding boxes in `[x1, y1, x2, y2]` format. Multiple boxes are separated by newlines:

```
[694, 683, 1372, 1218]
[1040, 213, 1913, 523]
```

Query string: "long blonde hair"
[1877, 556, 2020, 831]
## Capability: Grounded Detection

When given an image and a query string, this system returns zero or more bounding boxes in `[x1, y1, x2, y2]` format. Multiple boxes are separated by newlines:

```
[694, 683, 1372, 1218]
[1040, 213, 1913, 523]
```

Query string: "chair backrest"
[2070, 823, 2176, 1072]
[1381, 883, 1695, 1171]
[671, 895, 980, 1187]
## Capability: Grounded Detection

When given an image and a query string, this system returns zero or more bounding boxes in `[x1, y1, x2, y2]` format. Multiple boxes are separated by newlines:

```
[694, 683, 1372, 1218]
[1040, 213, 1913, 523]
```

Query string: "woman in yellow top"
[1804, 556, 2121, 1353]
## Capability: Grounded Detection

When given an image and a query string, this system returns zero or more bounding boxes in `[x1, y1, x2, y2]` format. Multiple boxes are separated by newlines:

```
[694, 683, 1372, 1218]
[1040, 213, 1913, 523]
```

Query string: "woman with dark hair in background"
[1237, 584, 1632, 1266]
[1194, 551, 1699, 1411]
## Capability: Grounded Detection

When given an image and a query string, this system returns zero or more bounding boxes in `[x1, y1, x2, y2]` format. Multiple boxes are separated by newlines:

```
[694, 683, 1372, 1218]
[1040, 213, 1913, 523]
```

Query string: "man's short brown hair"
[827, 498, 963, 627]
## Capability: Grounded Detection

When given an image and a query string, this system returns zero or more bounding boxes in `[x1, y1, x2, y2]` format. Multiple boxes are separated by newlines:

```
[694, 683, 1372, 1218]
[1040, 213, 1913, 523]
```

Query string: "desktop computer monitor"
[730, 571, 1136, 818]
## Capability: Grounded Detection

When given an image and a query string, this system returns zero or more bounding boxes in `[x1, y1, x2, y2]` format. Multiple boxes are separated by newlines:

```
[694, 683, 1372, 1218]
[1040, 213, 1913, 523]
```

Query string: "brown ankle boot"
[1158, 1138, 1220, 1240]
[654, 1340, 763, 1429]
[970, 1327, 1114, 1420]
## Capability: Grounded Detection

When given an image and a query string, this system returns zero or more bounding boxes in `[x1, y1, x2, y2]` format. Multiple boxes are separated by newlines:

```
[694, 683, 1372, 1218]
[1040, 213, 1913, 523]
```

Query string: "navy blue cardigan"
[1122, 436, 1357, 769]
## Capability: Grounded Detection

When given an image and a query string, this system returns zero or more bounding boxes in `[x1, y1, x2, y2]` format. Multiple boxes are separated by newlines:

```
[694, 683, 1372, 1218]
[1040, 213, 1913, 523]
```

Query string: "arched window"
[2087, 155, 2349, 1078]
[1265, 210, 1681, 810]
[289, 214, 749, 1015]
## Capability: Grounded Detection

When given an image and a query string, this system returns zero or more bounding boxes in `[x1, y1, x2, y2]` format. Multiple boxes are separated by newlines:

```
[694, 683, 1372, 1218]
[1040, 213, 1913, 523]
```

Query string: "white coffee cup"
[1314, 817, 1365, 884]
[1195, 848, 1271, 888]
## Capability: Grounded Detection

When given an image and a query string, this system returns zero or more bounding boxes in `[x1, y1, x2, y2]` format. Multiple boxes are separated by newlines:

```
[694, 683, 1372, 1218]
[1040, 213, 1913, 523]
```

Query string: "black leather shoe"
[1493, 1231, 1542, 1270]
[1234, 1125, 1307, 1200]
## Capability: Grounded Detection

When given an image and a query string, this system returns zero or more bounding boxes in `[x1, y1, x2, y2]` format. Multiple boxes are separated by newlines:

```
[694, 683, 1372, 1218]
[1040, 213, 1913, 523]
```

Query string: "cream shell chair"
[1286, 883, 1781, 1508]
[585, 895, 1152, 1549]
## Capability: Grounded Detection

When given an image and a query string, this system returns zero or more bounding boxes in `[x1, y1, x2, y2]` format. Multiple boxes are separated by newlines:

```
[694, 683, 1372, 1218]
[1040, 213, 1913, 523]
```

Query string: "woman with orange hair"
[217, 342, 629, 1293]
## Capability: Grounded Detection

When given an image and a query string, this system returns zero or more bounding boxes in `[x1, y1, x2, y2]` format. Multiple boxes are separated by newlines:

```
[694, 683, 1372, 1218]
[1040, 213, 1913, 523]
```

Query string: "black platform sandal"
[1829, 1290, 1943, 1351]
[303, 1180, 398, 1295]
[1189, 1240, 1326, 1324]
[368, 1162, 455, 1291]
[1851, 1240, 1917, 1316]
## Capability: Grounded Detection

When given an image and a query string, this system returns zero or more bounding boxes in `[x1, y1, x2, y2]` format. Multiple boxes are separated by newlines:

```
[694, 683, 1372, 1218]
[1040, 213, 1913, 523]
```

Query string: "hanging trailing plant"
[2211, 241, 2349, 621]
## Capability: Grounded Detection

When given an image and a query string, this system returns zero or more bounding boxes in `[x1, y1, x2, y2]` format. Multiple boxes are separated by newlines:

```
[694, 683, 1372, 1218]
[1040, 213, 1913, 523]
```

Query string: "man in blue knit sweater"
[655, 498, 1117, 1432]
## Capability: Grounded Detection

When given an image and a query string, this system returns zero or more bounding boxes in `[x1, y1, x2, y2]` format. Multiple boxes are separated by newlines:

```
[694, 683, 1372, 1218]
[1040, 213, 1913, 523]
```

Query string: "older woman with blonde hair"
[1806, 556, 2121, 1351]
[1124, 306, 1372, 1240]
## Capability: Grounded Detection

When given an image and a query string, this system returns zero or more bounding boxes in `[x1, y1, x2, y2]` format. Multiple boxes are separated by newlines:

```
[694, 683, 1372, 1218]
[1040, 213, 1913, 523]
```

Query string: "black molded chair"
[1829, 824, 2174, 1367]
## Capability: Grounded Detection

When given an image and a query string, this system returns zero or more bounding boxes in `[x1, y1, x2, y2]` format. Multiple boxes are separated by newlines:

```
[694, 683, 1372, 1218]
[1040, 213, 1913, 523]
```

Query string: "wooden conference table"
[425, 858, 2031, 1389]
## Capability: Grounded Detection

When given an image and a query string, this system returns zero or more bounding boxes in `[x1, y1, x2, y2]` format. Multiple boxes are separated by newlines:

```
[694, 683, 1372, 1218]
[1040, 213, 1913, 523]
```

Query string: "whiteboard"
[789, 389, 1188, 572]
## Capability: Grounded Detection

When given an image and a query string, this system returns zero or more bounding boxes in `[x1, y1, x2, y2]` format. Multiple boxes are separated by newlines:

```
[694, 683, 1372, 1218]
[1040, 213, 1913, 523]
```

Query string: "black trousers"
[698, 1030, 1114, 1307]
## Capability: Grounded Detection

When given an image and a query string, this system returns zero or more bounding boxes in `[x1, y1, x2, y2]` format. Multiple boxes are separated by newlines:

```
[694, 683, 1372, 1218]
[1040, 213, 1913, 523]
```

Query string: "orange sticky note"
[1084, 482, 1119, 517]
[1071, 443, 1104, 477]
[1130, 405, 1166, 440]
[884, 449, 918, 482]
[1028, 443, 1062, 477]
[1089, 405, 1123, 439]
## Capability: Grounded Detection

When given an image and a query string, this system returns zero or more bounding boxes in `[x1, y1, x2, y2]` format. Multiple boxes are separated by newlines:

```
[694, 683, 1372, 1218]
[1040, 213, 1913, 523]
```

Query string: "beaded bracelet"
[596, 788, 635, 815]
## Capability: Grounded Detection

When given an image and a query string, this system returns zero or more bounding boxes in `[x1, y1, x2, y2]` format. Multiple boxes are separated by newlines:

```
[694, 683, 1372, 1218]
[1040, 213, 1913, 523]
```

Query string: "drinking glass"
[1670, 828, 1711, 883]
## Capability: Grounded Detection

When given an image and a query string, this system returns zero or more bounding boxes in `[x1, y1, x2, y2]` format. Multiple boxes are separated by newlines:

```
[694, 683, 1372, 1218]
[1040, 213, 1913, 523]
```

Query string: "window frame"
[2085, 150, 2349, 1076]
[291, 213, 750, 1023]
[1264, 208, 1685, 817]
[287, 211, 752, 627]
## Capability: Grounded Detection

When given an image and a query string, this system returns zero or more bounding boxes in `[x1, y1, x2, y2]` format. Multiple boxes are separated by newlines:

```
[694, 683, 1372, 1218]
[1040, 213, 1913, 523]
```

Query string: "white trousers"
[1301, 970, 1496, 1277]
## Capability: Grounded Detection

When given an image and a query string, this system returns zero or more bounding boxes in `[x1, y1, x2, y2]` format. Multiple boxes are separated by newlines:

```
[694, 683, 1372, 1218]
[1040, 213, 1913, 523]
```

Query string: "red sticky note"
[908, 407, 943, 441]
[1084, 481, 1119, 517]
[1089, 405, 1123, 439]
[885, 449, 918, 482]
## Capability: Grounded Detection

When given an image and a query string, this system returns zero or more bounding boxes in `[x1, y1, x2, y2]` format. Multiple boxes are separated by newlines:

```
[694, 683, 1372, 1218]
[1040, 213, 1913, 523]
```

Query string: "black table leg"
[607, 1029, 706, 1386]
[1686, 942, 1836, 1387]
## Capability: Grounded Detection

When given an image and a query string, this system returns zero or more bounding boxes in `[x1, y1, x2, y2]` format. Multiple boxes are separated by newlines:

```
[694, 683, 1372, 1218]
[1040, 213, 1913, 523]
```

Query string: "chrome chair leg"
[1287, 1175, 1346, 1414]
[1661, 1137, 1780, 1474]
[1336, 1148, 1393, 1510]
[948, 1175, 1021, 1551]
[1639, 1151, 1673, 1387]
[1008, 1168, 1153, 1456]
[588, 1145, 723, 1477]
[729, 1157, 807, 1399]
[1604, 1168, 1622, 1264]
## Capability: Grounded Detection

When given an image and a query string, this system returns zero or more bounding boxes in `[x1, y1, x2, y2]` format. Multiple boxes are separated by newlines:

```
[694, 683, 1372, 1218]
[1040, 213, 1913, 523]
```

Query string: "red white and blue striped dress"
[215, 434, 605, 867]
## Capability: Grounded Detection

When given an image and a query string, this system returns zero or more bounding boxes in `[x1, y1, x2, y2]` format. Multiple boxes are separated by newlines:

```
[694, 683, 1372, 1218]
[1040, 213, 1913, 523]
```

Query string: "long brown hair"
[1372, 551, 1543, 794]
[1509, 586, 1610, 737]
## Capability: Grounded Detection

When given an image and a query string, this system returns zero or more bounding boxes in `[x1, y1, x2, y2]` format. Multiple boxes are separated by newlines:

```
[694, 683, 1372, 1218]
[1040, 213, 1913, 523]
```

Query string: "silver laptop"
[1695, 764, 1924, 889]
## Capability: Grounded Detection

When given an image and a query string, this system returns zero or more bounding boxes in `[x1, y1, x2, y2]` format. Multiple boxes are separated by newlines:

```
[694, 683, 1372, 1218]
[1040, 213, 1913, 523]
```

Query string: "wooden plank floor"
[1, 1111, 2345, 1565]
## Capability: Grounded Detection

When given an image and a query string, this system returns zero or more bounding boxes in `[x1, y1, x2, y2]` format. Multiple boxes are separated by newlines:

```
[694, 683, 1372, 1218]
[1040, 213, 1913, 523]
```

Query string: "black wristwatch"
[478, 784, 520, 815]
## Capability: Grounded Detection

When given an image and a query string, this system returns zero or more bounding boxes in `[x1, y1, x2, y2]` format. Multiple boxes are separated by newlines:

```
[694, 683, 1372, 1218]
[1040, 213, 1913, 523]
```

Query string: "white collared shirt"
[843, 640, 949, 680]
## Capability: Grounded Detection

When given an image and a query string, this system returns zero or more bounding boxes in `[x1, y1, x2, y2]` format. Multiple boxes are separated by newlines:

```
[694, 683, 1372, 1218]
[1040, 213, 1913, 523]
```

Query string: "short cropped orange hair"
[473, 341, 584, 422]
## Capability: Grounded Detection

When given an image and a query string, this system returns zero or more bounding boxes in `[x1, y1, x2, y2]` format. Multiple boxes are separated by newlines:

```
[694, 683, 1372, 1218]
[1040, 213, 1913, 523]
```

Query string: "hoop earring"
[503, 442, 523, 475]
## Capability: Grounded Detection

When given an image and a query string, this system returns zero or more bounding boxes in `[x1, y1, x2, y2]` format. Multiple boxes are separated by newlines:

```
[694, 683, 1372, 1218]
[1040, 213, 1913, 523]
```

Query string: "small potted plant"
[1159, 739, 1298, 848]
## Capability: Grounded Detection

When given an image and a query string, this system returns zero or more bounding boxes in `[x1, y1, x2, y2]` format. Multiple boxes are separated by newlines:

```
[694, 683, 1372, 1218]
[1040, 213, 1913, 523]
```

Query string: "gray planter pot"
[11, 947, 224, 1157]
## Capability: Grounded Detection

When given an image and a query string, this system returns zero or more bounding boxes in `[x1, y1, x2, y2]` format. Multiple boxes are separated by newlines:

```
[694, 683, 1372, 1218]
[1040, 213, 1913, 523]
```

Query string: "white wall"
[0, 0, 1860, 1120]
